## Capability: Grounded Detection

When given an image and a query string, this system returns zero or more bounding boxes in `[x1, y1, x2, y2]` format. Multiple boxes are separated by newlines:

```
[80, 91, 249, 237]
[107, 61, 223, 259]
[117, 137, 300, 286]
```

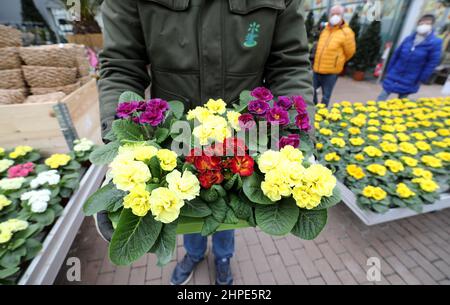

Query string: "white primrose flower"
[21, 189, 51, 213]
[0, 159, 14, 173]
[73, 138, 94, 152]
[30, 170, 61, 189]
[0, 177, 25, 190]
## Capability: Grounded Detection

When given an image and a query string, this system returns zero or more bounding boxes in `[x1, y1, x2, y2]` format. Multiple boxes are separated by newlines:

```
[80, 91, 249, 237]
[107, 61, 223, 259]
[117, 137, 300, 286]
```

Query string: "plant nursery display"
[0, 139, 95, 284]
[84, 88, 341, 266]
[315, 97, 450, 214]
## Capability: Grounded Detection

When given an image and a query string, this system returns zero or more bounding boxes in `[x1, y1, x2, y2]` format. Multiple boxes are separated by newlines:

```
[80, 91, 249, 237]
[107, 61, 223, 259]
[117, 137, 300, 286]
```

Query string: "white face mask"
[417, 24, 432, 35]
[329, 15, 342, 26]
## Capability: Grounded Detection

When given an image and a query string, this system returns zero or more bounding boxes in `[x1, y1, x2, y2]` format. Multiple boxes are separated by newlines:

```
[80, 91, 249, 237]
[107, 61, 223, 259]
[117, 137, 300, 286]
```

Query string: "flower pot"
[352, 70, 365, 81]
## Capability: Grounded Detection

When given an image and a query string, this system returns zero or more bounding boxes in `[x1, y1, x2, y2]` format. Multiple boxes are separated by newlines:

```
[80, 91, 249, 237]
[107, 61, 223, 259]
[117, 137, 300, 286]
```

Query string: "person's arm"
[98, 0, 151, 139]
[343, 28, 356, 61]
[264, 0, 314, 118]
[419, 39, 442, 83]
[386, 41, 403, 72]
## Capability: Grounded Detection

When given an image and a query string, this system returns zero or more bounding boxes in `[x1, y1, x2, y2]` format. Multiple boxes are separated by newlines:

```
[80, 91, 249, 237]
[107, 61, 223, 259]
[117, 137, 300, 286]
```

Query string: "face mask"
[329, 15, 342, 26]
[417, 24, 432, 35]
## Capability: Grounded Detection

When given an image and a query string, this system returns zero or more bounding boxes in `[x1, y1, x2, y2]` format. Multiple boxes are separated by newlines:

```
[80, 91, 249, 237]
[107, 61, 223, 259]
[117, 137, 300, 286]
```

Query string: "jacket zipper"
[317, 30, 334, 72]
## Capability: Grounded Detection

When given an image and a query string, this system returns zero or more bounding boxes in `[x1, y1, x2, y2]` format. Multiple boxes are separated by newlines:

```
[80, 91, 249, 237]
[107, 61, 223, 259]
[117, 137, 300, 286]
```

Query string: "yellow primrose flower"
[149, 187, 184, 223]
[436, 152, 450, 162]
[0, 227, 12, 244]
[45, 154, 71, 169]
[411, 132, 426, 141]
[354, 154, 365, 161]
[315, 114, 323, 122]
[394, 124, 407, 132]
[381, 125, 395, 133]
[432, 141, 447, 148]
[314, 122, 320, 129]
[347, 165, 365, 180]
[119, 143, 158, 162]
[385, 160, 404, 173]
[400, 156, 418, 167]
[342, 107, 354, 114]
[421, 155, 442, 168]
[9, 145, 33, 159]
[382, 134, 397, 143]
[226, 111, 241, 131]
[363, 146, 383, 158]
[280, 161, 305, 187]
[123, 184, 151, 217]
[368, 119, 380, 126]
[436, 128, 449, 137]
[380, 142, 398, 153]
[316, 143, 324, 150]
[205, 98, 226, 114]
[350, 115, 366, 127]
[331, 138, 346, 148]
[302, 164, 336, 197]
[362, 186, 387, 201]
[369, 113, 379, 118]
[292, 184, 322, 210]
[368, 134, 380, 142]
[367, 164, 387, 176]
[350, 138, 365, 146]
[193, 124, 213, 145]
[328, 113, 342, 121]
[261, 170, 292, 202]
[396, 183, 415, 199]
[412, 168, 433, 180]
[399, 142, 418, 155]
[405, 122, 419, 128]
[258, 150, 281, 174]
[415, 141, 431, 151]
[340, 122, 348, 128]
[325, 152, 340, 162]
[0, 195, 12, 211]
[319, 128, 333, 136]
[348, 127, 361, 135]
[186, 106, 212, 123]
[110, 155, 151, 192]
[412, 178, 439, 193]
[157, 149, 178, 171]
[280, 145, 304, 163]
[166, 170, 200, 201]
[397, 133, 411, 142]
[367, 126, 379, 133]
[0, 147, 4, 156]
[425, 131, 438, 139]
[317, 103, 326, 109]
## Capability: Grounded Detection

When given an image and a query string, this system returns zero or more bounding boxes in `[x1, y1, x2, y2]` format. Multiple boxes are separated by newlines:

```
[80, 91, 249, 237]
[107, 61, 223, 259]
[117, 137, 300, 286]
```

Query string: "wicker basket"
[0, 89, 25, 105]
[22, 66, 77, 88]
[0, 69, 25, 89]
[19, 45, 77, 68]
[0, 25, 22, 48]
[30, 81, 80, 95]
[0, 47, 22, 70]
[25, 92, 66, 104]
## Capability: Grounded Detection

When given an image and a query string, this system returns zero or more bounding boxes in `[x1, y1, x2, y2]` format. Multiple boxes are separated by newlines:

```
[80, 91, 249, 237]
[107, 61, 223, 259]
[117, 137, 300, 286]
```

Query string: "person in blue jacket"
[377, 14, 442, 101]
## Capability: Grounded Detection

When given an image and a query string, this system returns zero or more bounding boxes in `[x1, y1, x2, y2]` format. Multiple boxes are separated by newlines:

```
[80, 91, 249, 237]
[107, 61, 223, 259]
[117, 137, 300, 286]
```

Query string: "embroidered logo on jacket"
[243, 22, 260, 48]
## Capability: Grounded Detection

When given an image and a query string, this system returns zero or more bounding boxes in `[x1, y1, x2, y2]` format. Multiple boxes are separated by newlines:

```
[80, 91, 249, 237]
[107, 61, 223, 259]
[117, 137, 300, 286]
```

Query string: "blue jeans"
[313, 73, 338, 106]
[377, 89, 409, 101]
[184, 230, 235, 262]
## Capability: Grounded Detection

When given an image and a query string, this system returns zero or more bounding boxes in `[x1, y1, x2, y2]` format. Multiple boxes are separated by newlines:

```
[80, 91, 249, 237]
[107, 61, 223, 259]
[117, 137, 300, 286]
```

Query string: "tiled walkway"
[55, 78, 450, 285]
[55, 204, 450, 285]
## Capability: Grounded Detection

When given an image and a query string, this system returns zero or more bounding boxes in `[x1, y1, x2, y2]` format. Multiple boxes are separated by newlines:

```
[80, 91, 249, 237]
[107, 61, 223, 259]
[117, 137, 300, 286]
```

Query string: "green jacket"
[98, 0, 314, 137]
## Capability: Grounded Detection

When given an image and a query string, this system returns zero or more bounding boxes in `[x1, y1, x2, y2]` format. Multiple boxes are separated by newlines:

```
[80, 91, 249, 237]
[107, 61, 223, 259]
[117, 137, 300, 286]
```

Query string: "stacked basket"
[0, 25, 26, 105]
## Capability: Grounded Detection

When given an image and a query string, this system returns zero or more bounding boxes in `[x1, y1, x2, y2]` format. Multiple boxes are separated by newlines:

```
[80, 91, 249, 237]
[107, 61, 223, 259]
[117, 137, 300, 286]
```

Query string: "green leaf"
[83, 183, 126, 216]
[119, 91, 144, 103]
[0, 267, 20, 279]
[151, 221, 178, 267]
[243, 172, 274, 205]
[14, 224, 41, 240]
[212, 185, 227, 198]
[112, 120, 143, 142]
[255, 198, 299, 236]
[180, 198, 212, 218]
[168, 101, 185, 119]
[154, 128, 170, 143]
[24, 239, 42, 261]
[109, 209, 162, 266]
[201, 216, 221, 236]
[224, 174, 238, 191]
[0, 246, 26, 268]
[103, 129, 117, 142]
[89, 141, 120, 165]
[30, 209, 55, 227]
[229, 193, 252, 220]
[313, 187, 342, 210]
[223, 209, 240, 224]
[9, 238, 26, 251]
[208, 198, 228, 223]
[148, 156, 162, 179]
[291, 209, 327, 240]
[200, 188, 219, 203]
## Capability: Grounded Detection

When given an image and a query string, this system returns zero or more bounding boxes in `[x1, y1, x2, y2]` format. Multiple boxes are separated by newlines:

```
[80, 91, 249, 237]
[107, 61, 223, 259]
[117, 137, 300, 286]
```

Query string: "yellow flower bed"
[315, 97, 450, 213]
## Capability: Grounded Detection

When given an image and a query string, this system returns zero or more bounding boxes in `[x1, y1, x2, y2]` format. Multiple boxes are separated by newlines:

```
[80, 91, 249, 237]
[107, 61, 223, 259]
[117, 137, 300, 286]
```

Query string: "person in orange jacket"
[313, 5, 356, 106]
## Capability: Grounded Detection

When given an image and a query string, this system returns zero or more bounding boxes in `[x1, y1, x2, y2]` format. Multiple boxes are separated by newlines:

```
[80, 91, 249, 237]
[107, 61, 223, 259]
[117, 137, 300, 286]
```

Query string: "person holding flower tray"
[97, 0, 317, 285]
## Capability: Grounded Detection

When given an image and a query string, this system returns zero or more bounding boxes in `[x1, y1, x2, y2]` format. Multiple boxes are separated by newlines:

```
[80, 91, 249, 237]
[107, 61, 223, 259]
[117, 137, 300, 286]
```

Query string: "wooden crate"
[0, 80, 102, 155]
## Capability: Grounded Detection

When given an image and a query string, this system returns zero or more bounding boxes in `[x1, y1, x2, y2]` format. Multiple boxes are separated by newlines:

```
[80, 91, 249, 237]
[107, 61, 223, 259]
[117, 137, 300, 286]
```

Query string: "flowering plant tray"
[337, 180, 450, 226]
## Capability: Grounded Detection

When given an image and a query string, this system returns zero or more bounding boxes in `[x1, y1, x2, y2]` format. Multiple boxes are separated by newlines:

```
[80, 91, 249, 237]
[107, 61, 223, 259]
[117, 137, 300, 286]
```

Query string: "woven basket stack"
[0, 25, 26, 105]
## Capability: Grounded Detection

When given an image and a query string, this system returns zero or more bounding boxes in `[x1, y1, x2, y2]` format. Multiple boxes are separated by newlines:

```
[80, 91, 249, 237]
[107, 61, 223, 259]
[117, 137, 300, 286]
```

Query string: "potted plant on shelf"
[351, 20, 381, 81]
[65, 0, 103, 49]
